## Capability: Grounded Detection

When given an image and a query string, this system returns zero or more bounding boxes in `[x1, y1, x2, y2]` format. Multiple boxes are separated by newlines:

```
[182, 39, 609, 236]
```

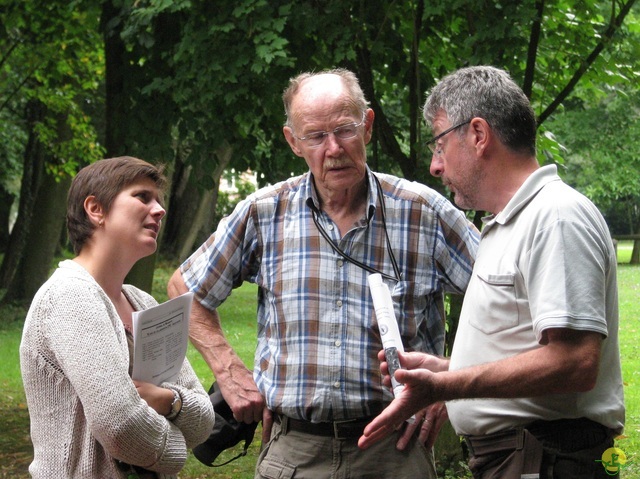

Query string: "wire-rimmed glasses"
[426, 119, 471, 155]
[294, 113, 366, 148]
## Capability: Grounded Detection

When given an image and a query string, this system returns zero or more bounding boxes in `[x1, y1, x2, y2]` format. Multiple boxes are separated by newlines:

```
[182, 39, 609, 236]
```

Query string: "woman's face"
[103, 178, 166, 258]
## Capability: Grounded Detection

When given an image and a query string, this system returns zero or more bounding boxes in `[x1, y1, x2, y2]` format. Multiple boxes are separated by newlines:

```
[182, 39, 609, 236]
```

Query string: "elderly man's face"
[283, 74, 372, 198]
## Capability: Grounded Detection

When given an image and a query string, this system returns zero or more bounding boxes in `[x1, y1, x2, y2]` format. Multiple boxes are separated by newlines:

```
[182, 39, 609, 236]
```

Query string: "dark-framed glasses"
[426, 119, 471, 155]
[295, 113, 366, 148]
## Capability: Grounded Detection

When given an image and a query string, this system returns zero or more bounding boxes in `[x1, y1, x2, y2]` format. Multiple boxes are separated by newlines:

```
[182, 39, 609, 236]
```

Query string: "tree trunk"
[177, 188, 216, 263]
[0, 185, 14, 253]
[102, 0, 155, 291]
[408, 0, 425, 180]
[161, 159, 201, 260]
[101, 0, 158, 293]
[631, 238, 640, 265]
[101, 1, 182, 291]
[354, 47, 419, 184]
[162, 143, 232, 263]
[3, 172, 71, 304]
[101, 0, 129, 156]
[0, 99, 46, 293]
[177, 145, 232, 261]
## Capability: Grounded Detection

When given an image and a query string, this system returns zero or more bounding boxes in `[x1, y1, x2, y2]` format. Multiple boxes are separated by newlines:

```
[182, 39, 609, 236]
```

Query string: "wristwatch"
[165, 388, 182, 421]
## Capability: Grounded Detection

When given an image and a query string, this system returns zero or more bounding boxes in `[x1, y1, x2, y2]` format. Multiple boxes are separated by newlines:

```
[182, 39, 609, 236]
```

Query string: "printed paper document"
[132, 292, 193, 385]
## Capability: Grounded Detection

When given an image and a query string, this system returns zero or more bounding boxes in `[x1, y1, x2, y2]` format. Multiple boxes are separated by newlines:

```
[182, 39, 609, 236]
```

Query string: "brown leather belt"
[278, 414, 373, 439]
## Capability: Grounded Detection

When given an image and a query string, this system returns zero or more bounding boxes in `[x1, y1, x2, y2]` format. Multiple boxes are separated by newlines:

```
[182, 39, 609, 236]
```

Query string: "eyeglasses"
[426, 119, 471, 155]
[294, 113, 366, 148]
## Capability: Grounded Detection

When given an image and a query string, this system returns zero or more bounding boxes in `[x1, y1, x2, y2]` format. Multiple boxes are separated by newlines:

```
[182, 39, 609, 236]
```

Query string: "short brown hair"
[67, 156, 167, 254]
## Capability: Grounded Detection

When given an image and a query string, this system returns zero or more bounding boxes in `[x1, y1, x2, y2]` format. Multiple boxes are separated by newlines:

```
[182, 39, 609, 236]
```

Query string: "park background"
[1, 0, 639, 477]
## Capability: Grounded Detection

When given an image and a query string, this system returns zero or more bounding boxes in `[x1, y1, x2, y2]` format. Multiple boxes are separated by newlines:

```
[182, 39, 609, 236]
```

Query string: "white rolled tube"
[368, 274, 415, 423]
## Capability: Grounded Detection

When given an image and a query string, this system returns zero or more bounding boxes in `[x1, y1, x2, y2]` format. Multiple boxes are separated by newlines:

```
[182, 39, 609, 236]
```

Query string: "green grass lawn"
[1, 243, 638, 478]
[617, 263, 640, 476]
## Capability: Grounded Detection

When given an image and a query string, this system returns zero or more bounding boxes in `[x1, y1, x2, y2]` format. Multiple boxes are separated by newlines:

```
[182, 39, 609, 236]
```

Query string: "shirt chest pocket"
[469, 272, 520, 334]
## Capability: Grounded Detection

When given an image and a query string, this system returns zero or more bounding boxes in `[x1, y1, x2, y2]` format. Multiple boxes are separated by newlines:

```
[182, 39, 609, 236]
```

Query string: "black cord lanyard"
[306, 175, 402, 282]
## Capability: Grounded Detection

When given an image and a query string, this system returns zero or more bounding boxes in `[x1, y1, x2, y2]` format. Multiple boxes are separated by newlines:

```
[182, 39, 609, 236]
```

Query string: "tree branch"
[0, 39, 20, 71]
[408, 0, 425, 170]
[523, 0, 545, 98]
[355, 46, 414, 179]
[537, 0, 638, 126]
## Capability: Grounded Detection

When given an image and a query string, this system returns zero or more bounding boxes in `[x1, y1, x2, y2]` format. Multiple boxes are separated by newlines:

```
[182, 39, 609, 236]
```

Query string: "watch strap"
[165, 388, 182, 420]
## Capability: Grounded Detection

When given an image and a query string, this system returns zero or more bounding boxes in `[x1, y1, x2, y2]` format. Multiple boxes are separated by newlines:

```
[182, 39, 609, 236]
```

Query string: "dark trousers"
[464, 418, 617, 479]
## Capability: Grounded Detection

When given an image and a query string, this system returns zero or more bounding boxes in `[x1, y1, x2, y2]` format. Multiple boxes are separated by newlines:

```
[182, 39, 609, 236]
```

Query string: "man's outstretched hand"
[359, 351, 449, 450]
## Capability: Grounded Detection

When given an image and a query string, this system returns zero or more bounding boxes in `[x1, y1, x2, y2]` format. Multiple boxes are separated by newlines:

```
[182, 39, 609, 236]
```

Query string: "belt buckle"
[333, 418, 357, 439]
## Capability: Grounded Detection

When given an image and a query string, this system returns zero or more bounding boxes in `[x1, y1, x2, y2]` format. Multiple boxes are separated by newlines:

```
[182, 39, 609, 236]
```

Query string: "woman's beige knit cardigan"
[20, 260, 215, 478]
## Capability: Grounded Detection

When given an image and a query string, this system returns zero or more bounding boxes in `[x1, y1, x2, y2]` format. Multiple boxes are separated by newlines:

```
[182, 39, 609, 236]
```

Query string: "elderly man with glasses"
[169, 68, 479, 478]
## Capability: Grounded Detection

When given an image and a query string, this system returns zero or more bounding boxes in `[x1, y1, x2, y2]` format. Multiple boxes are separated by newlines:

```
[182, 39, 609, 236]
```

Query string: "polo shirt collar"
[483, 164, 561, 229]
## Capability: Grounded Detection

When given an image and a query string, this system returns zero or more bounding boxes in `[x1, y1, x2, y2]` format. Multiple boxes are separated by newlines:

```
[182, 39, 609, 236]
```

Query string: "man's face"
[283, 75, 372, 197]
[428, 111, 483, 210]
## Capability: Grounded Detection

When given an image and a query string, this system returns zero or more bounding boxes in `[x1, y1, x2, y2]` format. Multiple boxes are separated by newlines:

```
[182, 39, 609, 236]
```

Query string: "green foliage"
[3, 0, 638, 190]
[546, 85, 640, 233]
[26, 0, 633, 191]
[536, 129, 568, 166]
[0, 0, 105, 179]
[118, 0, 298, 184]
[259, 0, 638, 183]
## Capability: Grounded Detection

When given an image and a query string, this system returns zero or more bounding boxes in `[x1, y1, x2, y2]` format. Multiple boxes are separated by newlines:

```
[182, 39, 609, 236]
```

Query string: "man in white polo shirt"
[359, 66, 624, 479]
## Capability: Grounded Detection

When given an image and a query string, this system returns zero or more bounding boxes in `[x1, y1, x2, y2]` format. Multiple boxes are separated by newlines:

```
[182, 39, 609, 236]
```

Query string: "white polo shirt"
[447, 165, 625, 436]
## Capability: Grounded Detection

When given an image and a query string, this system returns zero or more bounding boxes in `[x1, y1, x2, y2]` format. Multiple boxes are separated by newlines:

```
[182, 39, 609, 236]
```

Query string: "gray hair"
[282, 68, 369, 127]
[423, 66, 537, 156]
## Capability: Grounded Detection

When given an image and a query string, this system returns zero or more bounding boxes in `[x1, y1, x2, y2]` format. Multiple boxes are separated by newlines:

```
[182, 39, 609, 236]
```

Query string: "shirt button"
[328, 224, 334, 231]
[333, 382, 340, 388]
[336, 300, 343, 307]
[335, 340, 342, 347]
[337, 259, 344, 268]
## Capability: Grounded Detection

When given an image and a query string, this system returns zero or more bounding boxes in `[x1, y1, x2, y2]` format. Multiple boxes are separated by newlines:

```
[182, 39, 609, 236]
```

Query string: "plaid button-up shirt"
[182, 168, 478, 422]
